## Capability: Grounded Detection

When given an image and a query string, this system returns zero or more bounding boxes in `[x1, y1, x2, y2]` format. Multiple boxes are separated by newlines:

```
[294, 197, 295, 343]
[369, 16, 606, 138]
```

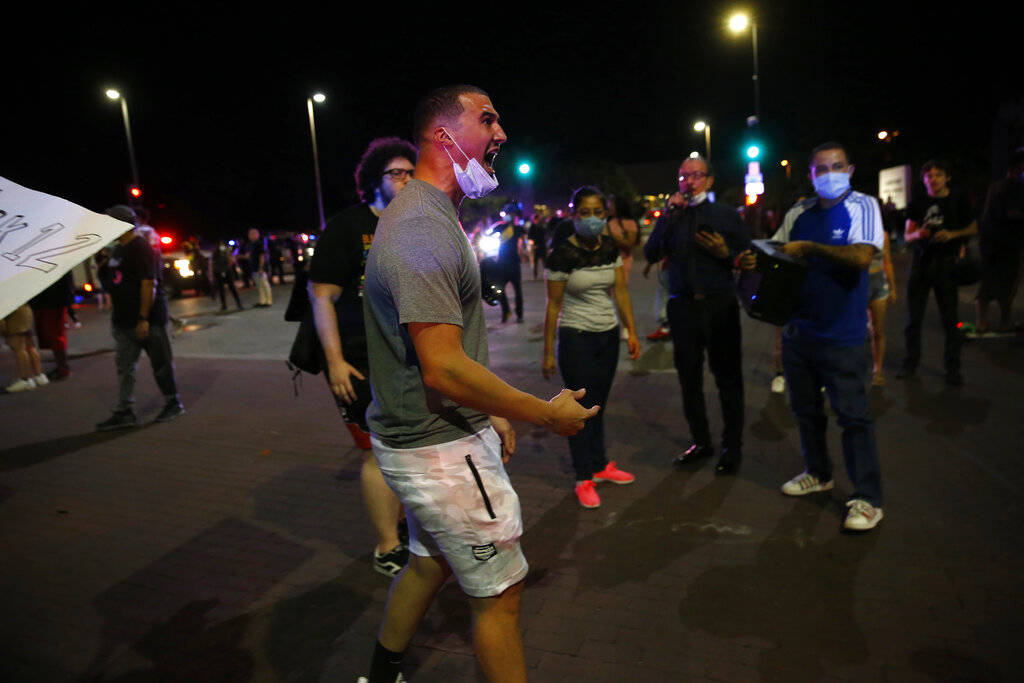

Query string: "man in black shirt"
[96, 205, 184, 430]
[644, 156, 751, 474]
[308, 136, 417, 577]
[898, 160, 977, 385]
[494, 208, 527, 322]
[246, 229, 273, 307]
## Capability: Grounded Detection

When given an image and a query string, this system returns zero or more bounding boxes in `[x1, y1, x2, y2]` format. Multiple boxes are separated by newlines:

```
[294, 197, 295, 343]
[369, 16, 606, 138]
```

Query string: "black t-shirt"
[246, 238, 267, 271]
[494, 222, 526, 267]
[308, 203, 378, 332]
[109, 233, 168, 329]
[908, 192, 975, 263]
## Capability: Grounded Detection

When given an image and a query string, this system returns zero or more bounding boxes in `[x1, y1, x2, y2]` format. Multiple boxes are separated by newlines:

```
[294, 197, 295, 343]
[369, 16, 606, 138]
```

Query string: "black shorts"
[324, 333, 371, 431]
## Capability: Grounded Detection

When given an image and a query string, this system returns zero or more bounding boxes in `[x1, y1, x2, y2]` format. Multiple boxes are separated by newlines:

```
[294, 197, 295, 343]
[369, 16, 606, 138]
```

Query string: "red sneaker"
[592, 461, 636, 485]
[574, 480, 601, 508]
[647, 326, 671, 341]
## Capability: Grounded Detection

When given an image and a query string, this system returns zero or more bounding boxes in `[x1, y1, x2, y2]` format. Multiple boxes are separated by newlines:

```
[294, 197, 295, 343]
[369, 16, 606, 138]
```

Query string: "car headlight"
[173, 259, 194, 277]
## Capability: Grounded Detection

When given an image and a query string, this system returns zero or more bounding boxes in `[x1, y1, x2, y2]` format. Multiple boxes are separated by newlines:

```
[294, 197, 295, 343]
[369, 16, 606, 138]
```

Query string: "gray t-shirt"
[363, 179, 492, 448]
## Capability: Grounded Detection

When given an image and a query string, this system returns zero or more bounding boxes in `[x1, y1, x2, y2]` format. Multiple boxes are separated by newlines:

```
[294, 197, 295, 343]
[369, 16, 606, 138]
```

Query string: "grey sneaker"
[781, 471, 834, 496]
[96, 410, 137, 431]
[155, 401, 186, 423]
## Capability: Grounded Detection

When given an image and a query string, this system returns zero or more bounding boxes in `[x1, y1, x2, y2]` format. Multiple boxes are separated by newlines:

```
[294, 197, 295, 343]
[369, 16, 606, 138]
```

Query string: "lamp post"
[105, 88, 141, 201]
[728, 12, 760, 126]
[693, 120, 711, 164]
[306, 92, 327, 232]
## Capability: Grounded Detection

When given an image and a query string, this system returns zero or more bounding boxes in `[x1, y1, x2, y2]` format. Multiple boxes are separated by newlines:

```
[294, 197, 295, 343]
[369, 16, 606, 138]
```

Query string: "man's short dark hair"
[354, 137, 418, 202]
[412, 84, 489, 144]
[808, 141, 850, 169]
[920, 159, 950, 177]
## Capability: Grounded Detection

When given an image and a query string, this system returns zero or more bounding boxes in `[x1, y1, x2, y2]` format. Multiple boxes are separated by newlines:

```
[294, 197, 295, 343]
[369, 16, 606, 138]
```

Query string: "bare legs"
[361, 451, 402, 553]
[377, 554, 526, 682]
[8, 333, 42, 379]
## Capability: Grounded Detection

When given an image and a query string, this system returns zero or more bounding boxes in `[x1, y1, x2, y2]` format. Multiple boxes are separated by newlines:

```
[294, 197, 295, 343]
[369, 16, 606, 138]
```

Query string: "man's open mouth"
[484, 149, 499, 171]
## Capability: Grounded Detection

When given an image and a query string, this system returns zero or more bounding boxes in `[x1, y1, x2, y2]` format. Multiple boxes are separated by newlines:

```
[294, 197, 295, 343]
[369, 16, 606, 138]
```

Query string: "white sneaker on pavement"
[33, 373, 49, 387]
[781, 471, 834, 496]
[843, 499, 883, 531]
[6, 377, 37, 392]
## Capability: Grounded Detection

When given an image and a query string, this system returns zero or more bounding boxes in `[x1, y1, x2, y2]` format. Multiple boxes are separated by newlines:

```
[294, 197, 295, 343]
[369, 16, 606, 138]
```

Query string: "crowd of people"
[3, 81, 1023, 683]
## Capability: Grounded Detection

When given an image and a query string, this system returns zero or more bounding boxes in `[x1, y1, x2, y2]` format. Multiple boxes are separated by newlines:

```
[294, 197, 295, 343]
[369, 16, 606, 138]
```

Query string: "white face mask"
[813, 171, 851, 200]
[441, 127, 499, 199]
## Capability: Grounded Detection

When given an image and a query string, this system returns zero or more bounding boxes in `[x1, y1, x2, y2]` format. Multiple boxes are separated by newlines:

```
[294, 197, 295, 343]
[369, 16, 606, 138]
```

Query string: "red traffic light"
[129, 186, 142, 198]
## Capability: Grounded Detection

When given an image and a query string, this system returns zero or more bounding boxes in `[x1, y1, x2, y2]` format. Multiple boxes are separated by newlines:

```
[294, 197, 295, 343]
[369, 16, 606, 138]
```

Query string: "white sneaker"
[781, 471, 834, 496]
[843, 499, 883, 531]
[771, 374, 786, 393]
[33, 373, 49, 387]
[6, 378, 37, 392]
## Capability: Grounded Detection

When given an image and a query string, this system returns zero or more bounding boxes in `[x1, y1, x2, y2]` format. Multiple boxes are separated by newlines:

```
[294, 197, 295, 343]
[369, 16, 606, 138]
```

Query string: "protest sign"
[0, 176, 133, 320]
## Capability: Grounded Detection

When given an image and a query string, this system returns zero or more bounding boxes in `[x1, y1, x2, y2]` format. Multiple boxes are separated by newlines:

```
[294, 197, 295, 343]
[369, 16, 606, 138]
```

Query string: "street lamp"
[693, 120, 711, 164]
[306, 93, 327, 232]
[104, 88, 141, 202]
[728, 11, 760, 126]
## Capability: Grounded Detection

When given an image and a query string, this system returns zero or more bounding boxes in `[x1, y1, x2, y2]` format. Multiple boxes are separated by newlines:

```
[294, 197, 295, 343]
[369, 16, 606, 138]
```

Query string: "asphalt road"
[2, 251, 1023, 681]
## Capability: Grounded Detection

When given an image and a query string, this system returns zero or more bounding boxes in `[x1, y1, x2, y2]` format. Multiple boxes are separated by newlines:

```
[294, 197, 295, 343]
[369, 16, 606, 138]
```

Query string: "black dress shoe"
[673, 443, 712, 467]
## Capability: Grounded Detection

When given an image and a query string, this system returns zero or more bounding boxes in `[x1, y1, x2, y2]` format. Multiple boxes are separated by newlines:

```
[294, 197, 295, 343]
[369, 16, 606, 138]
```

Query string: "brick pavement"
[1, 254, 1023, 681]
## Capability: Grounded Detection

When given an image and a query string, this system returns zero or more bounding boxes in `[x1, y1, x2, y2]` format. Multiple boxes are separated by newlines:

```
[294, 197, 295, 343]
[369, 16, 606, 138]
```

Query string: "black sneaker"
[155, 401, 186, 423]
[373, 544, 409, 577]
[96, 410, 137, 431]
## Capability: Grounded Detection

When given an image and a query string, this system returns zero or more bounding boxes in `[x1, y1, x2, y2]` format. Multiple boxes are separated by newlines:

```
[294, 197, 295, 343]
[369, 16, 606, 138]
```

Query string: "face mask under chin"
[442, 128, 499, 199]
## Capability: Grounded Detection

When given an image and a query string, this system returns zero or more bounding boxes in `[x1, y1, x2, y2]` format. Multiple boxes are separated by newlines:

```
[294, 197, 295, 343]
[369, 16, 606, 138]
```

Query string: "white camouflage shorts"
[372, 426, 528, 598]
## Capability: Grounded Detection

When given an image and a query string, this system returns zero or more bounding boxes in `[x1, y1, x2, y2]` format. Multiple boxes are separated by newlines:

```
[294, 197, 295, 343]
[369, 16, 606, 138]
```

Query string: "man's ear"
[435, 126, 455, 147]
[847, 164, 855, 180]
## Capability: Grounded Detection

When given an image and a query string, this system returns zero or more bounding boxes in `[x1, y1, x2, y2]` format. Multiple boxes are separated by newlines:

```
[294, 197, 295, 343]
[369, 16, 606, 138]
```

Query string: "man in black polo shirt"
[308, 136, 418, 577]
[644, 156, 750, 474]
[96, 205, 184, 430]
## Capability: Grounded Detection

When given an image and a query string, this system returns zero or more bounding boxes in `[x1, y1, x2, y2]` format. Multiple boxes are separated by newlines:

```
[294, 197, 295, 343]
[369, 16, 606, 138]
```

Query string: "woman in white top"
[543, 186, 641, 509]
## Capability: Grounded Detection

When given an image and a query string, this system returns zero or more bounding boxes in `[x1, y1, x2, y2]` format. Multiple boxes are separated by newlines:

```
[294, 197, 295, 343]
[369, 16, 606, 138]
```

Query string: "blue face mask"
[573, 216, 605, 238]
[813, 171, 851, 200]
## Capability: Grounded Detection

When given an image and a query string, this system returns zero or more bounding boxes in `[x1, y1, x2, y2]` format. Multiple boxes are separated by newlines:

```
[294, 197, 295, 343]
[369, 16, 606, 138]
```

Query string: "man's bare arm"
[408, 322, 596, 436]
[783, 241, 875, 270]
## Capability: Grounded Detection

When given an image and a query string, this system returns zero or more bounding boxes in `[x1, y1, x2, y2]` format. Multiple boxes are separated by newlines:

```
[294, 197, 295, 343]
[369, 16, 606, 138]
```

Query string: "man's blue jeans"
[782, 328, 882, 506]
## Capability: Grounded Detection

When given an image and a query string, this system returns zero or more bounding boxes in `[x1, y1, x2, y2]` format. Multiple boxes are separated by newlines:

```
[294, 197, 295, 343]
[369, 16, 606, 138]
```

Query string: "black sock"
[367, 640, 404, 682]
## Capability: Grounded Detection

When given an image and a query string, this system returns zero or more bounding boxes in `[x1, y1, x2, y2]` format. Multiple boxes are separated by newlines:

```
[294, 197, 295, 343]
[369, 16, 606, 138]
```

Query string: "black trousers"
[558, 326, 619, 481]
[667, 292, 744, 452]
[498, 262, 523, 320]
[214, 270, 242, 308]
[904, 257, 960, 373]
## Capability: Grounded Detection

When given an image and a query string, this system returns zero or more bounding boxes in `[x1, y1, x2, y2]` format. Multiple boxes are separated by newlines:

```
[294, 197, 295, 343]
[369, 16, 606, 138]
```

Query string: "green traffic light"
[518, 162, 531, 175]
[746, 145, 761, 160]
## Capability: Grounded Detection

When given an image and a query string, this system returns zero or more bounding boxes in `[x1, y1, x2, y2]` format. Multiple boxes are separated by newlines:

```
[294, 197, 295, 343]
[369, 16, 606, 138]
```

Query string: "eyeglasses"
[678, 171, 708, 181]
[383, 168, 414, 179]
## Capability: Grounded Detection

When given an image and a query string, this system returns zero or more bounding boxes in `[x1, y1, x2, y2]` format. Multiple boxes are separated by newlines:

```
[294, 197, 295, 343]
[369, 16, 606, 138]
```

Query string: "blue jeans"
[557, 326, 619, 481]
[782, 328, 882, 506]
[112, 324, 180, 412]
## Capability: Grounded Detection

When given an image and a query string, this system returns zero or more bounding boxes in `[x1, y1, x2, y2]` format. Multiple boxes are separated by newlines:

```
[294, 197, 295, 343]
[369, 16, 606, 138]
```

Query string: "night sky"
[7, 3, 1018, 240]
